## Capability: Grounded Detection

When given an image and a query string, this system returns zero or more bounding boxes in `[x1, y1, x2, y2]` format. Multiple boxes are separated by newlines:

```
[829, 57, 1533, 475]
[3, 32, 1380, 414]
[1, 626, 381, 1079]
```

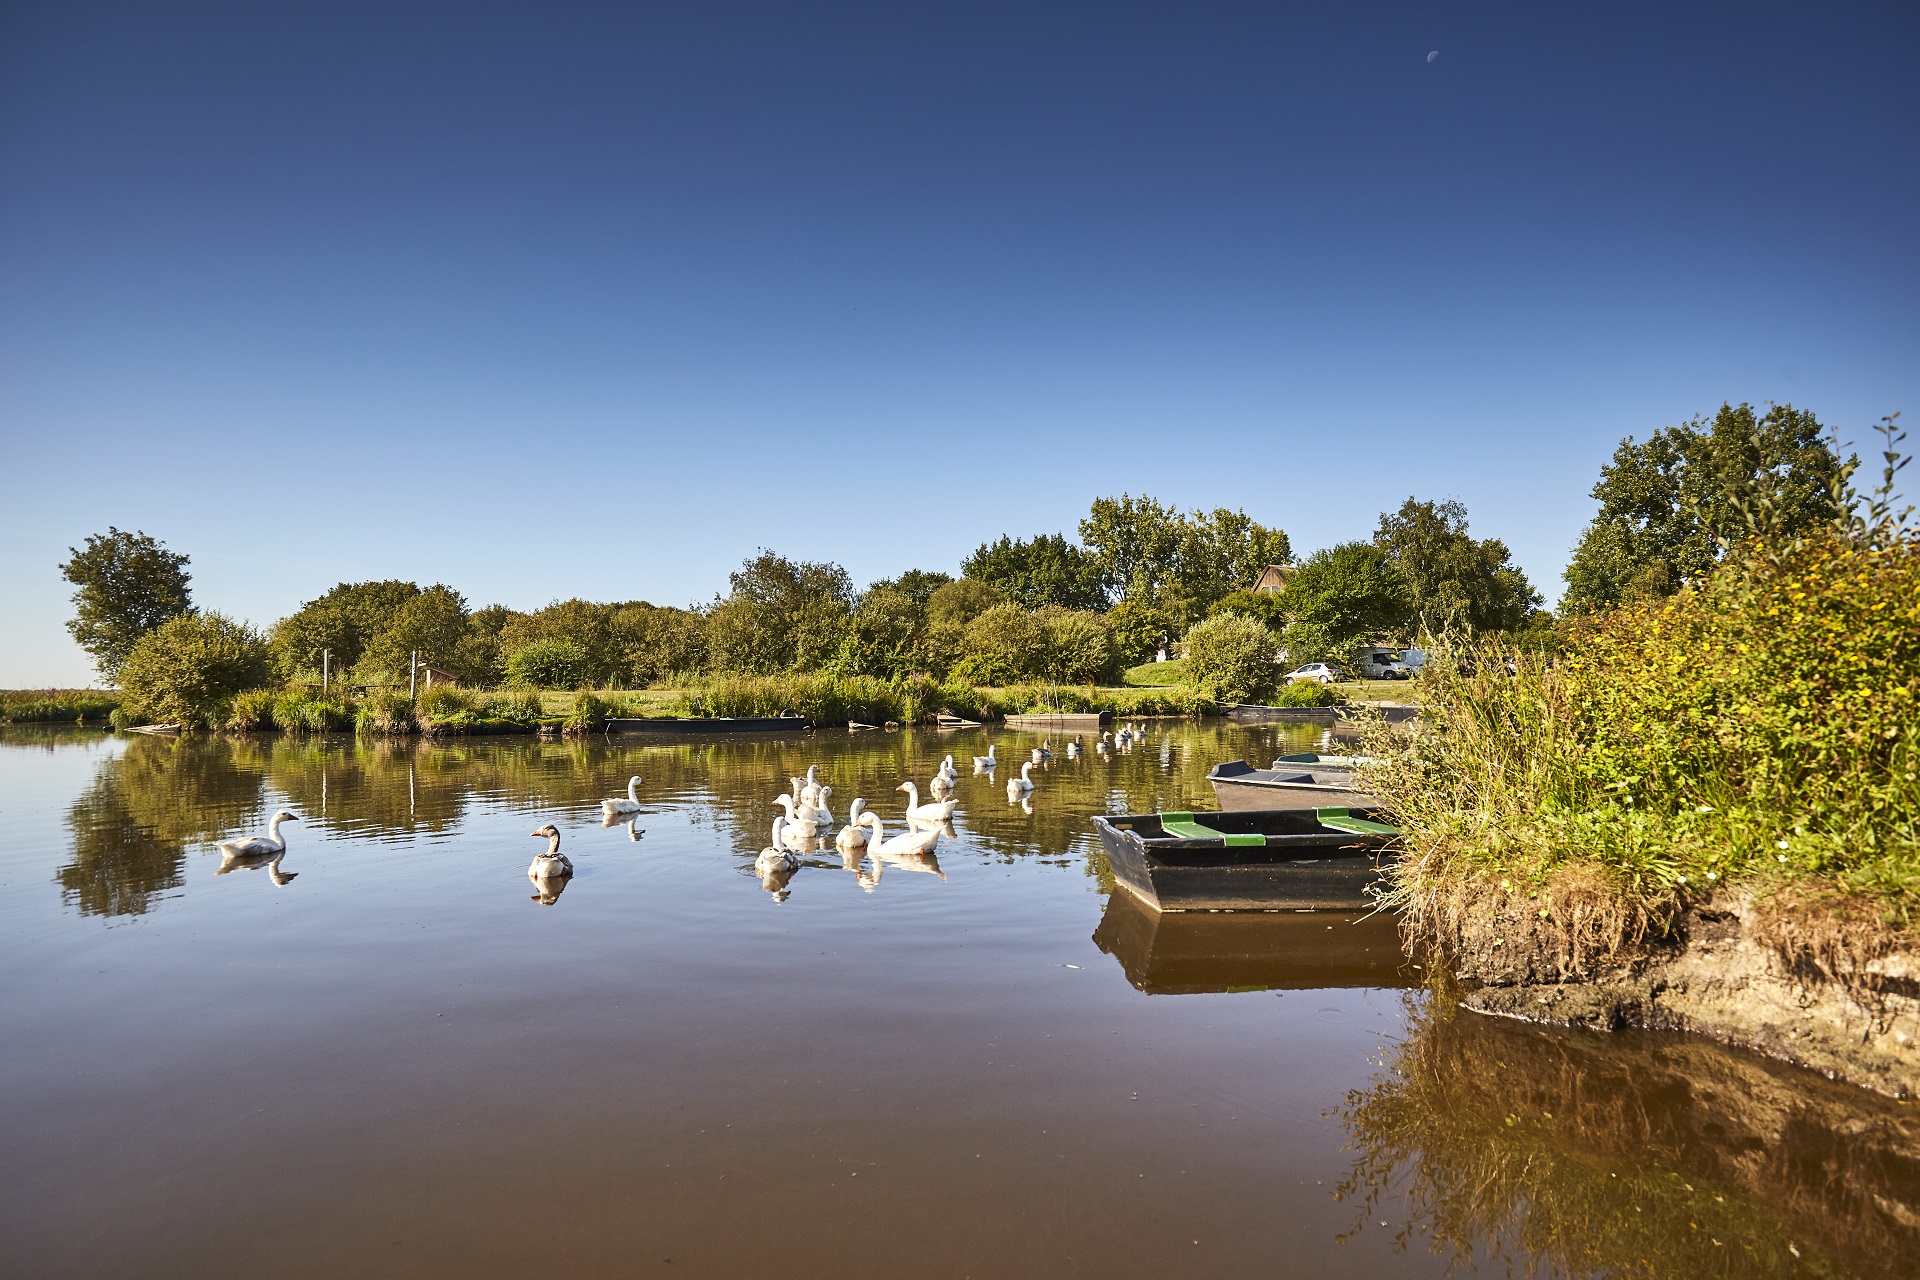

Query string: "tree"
[866, 570, 953, 606]
[1183, 614, 1281, 704]
[1036, 607, 1116, 684]
[1561, 402, 1848, 612]
[706, 551, 853, 674]
[1104, 596, 1174, 668]
[961, 534, 1107, 610]
[959, 604, 1049, 682]
[1374, 498, 1540, 635]
[499, 599, 620, 684]
[60, 528, 193, 679]
[118, 612, 274, 727]
[611, 603, 709, 685]
[834, 587, 922, 678]
[505, 637, 593, 690]
[271, 580, 421, 680]
[1276, 542, 1413, 661]
[359, 584, 471, 681]
[1079, 495, 1290, 626]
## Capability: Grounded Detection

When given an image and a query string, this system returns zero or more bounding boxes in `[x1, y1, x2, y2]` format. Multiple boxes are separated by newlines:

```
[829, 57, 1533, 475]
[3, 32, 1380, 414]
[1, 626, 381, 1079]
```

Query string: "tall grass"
[666, 674, 1214, 724]
[1, 688, 121, 723]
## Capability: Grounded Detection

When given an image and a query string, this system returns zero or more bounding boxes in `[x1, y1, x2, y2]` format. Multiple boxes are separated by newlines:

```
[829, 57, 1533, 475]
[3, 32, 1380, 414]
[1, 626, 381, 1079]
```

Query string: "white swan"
[756, 817, 800, 878]
[860, 811, 941, 858]
[602, 775, 644, 818]
[972, 744, 997, 771]
[835, 799, 870, 852]
[528, 823, 574, 880]
[217, 809, 298, 858]
[1007, 761, 1035, 798]
[897, 780, 957, 825]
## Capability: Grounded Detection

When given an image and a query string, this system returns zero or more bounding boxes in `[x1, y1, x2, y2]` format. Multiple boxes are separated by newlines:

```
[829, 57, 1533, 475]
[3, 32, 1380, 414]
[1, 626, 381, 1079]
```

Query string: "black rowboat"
[1092, 807, 1399, 912]
[1206, 757, 1380, 811]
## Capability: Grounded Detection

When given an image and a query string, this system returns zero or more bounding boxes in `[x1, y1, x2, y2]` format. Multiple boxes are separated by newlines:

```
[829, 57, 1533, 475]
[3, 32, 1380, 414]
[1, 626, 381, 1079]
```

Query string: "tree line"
[58, 402, 1854, 708]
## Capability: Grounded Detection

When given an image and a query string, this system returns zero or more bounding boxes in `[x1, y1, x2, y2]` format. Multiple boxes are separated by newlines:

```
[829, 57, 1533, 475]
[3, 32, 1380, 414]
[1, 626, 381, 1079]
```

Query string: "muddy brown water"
[3, 724, 1914, 1278]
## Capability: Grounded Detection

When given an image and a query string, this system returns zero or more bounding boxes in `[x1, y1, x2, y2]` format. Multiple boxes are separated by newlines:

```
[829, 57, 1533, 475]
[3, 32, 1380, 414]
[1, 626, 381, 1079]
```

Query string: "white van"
[1357, 649, 1412, 680]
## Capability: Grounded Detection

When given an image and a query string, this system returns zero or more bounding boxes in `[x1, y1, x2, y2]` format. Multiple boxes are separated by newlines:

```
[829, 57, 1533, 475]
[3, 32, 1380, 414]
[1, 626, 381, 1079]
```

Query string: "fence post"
[410, 650, 418, 702]
[322, 649, 330, 693]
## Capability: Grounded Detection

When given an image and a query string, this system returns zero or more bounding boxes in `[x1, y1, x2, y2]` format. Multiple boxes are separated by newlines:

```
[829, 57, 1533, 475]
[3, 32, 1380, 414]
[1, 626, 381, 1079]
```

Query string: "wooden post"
[322, 649, 330, 693]
[410, 650, 418, 702]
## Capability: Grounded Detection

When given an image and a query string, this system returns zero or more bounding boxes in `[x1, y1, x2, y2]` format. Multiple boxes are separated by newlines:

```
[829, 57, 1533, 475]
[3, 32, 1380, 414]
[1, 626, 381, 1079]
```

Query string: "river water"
[2, 724, 1913, 1278]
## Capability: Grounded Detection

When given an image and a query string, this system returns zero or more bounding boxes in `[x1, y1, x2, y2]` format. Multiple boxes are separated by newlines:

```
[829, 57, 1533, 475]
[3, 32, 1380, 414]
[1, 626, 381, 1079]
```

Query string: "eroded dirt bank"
[1431, 889, 1920, 1098]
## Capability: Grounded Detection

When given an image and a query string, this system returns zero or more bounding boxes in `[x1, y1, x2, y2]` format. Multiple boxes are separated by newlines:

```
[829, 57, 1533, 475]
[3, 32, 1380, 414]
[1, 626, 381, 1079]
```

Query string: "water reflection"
[1092, 892, 1414, 994]
[214, 848, 298, 886]
[1338, 1001, 1920, 1278]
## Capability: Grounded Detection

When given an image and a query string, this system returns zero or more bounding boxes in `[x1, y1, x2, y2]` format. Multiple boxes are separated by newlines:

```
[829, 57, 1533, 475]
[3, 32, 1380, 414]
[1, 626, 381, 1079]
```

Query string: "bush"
[0, 689, 121, 723]
[225, 687, 279, 730]
[961, 604, 1049, 680]
[506, 637, 593, 690]
[565, 691, 612, 730]
[118, 612, 275, 728]
[1271, 679, 1339, 707]
[356, 690, 417, 735]
[1038, 607, 1117, 684]
[950, 653, 1018, 686]
[1182, 613, 1281, 704]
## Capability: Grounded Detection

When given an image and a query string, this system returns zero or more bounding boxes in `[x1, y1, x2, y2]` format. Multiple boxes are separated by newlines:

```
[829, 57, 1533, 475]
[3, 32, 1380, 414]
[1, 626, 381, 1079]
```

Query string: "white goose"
[799, 766, 824, 807]
[972, 744, 997, 771]
[528, 823, 574, 880]
[1031, 739, 1052, 763]
[929, 771, 956, 800]
[897, 780, 958, 825]
[217, 810, 298, 858]
[937, 754, 959, 783]
[805, 784, 837, 829]
[602, 775, 644, 818]
[773, 792, 826, 839]
[835, 799, 871, 852]
[1007, 761, 1035, 798]
[860, 810, 941, 858]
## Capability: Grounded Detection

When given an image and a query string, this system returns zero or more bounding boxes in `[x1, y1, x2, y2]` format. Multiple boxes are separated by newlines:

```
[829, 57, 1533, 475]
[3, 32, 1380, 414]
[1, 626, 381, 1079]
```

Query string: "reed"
[0, 688, 121, 723]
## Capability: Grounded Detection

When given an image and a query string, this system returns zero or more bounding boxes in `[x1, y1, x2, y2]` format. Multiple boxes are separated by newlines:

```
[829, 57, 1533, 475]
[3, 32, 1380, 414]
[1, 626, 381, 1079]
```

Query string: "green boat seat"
[1314, 807, 1400, 836]
[1155, 812, 1269, 847]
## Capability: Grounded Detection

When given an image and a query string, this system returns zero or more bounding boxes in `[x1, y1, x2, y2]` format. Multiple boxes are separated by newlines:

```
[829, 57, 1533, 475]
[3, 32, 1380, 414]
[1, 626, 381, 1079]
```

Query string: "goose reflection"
[855, 843, 947, 892]
[214, 846, 299, 886]
[600, 808, 647, 838]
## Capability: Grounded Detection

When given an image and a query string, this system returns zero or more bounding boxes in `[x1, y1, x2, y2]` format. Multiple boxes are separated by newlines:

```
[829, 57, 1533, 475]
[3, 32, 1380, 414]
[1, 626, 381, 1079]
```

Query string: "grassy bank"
[2, 689, 121, 724]
[1365, 518, 1920, 980]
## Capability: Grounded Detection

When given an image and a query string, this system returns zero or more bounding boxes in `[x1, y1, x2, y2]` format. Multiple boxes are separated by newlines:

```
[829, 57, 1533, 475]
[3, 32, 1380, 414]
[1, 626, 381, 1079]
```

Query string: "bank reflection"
[1092, 892, 1414, 994]
[1338, 1002, 1920, 1279]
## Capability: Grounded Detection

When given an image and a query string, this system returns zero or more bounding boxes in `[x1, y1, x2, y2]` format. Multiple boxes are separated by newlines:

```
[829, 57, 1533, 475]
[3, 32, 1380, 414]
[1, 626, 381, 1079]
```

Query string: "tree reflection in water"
[59, 735, 267, 917]
[1338, 998, 1920, 1278]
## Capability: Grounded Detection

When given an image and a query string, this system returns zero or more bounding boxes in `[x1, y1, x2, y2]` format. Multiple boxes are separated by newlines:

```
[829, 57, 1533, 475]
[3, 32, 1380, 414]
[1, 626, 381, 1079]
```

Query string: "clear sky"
[3, 1, 1915, 686]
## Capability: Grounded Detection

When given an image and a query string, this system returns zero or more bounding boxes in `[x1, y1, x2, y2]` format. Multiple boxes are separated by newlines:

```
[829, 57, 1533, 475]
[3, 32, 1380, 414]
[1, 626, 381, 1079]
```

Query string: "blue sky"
[3, 1, 1916, 685]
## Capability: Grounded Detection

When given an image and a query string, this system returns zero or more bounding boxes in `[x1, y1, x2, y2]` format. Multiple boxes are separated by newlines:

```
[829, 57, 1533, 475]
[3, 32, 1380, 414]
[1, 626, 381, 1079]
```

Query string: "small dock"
[604, 715, 810, 735]
[1004, 711, 1110, 730]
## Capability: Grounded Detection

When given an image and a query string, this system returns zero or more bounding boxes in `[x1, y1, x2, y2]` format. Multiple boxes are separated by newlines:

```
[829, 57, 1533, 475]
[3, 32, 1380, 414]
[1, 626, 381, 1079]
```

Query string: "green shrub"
[1038, 607, 1117, 684]
[960, 604, 1049, 680]
[118, 611, 275, 728]
[0, 688, 122, 723]
[356, 690, 417, 735]
[565, 691, 612, 730]
[1182, 613, 1281, 704]
[225, 687, 279, 730]
[1271, 679, 1339, 707]
[505, 637, 593, 690]
[950, 654, 1018, 686]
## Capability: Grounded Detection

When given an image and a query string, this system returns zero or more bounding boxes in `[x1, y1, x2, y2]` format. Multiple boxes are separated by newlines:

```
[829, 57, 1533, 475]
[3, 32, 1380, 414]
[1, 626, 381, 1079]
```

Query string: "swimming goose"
[773, 792, 826, 839]
[1066, 740, 1081, 759]
[929, 771, 955, 800]
[756, 818, 800, 878]
[896, 780, 958, 825]
[805, 784, 837, 829]
[528, 824, 574, 880]
[217, 810, 298, 859]
[799, 765, 824, 807]
[937, 754, 959, 783]
[1006, 761, 1035, 798]
[835, 799, 871, 852]
[972, 744, 997, 771]
[860, 811, 941, 858]
[1031, 739, 1052, 763]
[602, 775, 644, 818]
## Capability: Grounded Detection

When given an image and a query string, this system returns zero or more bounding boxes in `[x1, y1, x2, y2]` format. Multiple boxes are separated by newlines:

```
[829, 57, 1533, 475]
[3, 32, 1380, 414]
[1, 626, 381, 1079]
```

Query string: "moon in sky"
[1427, 50, 1439, 62]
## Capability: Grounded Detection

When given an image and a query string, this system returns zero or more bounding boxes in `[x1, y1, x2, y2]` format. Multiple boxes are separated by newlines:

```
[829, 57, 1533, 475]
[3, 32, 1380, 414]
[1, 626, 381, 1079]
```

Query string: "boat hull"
[1207, 759, 1378, 810]
[1093, 811, 1394, 912]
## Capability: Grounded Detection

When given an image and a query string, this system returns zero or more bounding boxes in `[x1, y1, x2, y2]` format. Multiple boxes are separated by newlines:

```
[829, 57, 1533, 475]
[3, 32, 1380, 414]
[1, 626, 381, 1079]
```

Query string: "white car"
[1284, 663, 1343, 685]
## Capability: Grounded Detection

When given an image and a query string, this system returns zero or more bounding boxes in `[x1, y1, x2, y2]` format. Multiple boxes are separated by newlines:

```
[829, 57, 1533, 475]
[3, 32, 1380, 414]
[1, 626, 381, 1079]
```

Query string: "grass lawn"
[1121, 659, 1187, 687]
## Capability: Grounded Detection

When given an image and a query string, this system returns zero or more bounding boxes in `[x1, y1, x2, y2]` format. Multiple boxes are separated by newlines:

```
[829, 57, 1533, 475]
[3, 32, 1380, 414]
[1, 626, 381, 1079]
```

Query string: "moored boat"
[1207, 757, 1380, 810]
[1091, 889, 1414, 993]
[1092, 807, 1399, 912]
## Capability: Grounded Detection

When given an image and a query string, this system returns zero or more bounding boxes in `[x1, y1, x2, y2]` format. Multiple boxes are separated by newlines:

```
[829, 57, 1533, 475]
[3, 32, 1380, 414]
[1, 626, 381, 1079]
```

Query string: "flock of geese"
[209, 725, 1160, 905]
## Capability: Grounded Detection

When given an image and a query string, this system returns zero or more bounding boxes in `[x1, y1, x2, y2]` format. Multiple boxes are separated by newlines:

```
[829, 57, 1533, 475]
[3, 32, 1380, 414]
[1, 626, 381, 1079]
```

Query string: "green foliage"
[611, 602, 708, 685]
[0, 689, 121, 723]
[60, 527, 193, 678]
[505, 637, 593, 690]
[271, 580, 422, 681]
[1276, 541, 1412, 659]
[866, 569, 953, 605]
[1372, 509, 1920, 921]
[1079, 495, 1290, 627]
[1104, 596, 1174, 667]
[1270, 679, 1339, 707]
[1036, 607, 1116, 684]
[356, 584, 470, 682]
[118, 612, 274, 728]
[225, 687, 279, 730]
[1374, 498, 1540, 635]
[962, 533, 1107, 610]
[565, 691, 612, 730]
[961, 604, 1049, 680]
[705, 551, 853, 674]
[673, 672, 1209, 724]
[498, 598, 618, 684]
[356, 690, 417, 735]
[950, 653, 1018, 686]
[924, 578, 1003, 629]
[1119, 658, 1185, 687]
[1181, 613, 1281, 704]
[834, 587, 922, 678]
[1562, 402, 1848, 612]
[1207, 588, 1288, 628]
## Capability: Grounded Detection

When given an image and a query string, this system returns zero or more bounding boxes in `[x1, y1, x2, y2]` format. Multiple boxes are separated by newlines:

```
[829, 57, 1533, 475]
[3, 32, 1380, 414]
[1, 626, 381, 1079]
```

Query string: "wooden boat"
[1091, 889, 1413, 993]
[604, 713, 810, 735]
[1004, 711, 1109, 730]
[1207, 757, 1380, 810]
[1092, 807, 1399, 912]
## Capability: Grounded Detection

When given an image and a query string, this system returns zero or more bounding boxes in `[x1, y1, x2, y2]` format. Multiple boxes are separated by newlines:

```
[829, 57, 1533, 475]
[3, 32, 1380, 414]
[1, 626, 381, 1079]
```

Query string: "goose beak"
[896, 783, 908, 791]
[529, 829, 544, 838]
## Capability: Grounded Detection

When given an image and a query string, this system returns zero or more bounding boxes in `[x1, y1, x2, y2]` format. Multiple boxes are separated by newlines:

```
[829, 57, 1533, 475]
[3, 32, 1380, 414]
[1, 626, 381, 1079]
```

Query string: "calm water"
[2, 723, 1914, 1278]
